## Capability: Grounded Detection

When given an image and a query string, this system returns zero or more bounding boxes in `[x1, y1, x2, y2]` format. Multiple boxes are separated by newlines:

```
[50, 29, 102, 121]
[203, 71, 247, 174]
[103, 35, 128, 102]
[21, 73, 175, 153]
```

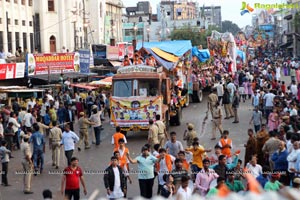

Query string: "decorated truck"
[110, 65, 187, 136]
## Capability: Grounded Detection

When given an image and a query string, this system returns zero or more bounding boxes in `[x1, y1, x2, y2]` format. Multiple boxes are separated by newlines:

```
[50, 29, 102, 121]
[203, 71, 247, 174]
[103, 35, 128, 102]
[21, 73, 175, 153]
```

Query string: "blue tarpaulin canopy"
[137, 40, 192, 57]
[191, 47, 210, 63]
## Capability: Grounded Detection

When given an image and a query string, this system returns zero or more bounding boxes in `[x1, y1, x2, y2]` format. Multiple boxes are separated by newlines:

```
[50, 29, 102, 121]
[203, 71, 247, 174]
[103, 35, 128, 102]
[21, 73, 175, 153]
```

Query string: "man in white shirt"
[263, 90, 275, 123]
[215, 82, 224, 104]
[23, 110, 33, 130]
[246, 155, 262, 178]
[27, 98, 36, 111]
[104, 156, 126, 199]
[287, 141, 300, 174]
[8, 112, 21, 149]
[176, 175, 192, 200]
[61, 124, 79, 166]
[290, 80, 298, 96]
[226, 80, 236, 97]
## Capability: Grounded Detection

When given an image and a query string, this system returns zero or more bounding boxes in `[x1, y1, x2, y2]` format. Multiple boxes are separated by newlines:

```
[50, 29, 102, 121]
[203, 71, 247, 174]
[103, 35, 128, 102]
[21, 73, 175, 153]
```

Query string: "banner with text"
[26, 53, 80, 75]
[0, 63, 25, 80]
[79, 49, 90, 74]
[110, 96, 162, 127]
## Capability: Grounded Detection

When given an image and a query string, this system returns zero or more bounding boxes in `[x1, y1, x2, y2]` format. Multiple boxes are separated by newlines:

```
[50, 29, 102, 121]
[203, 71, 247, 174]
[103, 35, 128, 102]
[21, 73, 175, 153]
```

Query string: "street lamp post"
[133, 24, 138, 50]
[147, 27, 150, 42]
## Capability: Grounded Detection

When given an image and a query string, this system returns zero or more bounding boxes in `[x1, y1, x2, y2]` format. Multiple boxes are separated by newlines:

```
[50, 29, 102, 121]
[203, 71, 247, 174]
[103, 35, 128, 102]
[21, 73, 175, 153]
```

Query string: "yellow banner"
[110, 96, 162, 127]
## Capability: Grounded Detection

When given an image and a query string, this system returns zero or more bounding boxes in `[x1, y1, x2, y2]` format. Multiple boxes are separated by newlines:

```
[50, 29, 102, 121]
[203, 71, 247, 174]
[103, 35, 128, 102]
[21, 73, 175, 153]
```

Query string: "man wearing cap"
[49, 121, 62, 169]
[21, 134, 33, 194]
[78, 112, 94, 151]
[89, 104, 103, 146]
[292, 177, 300, 190]
[183, 123, 196, 147]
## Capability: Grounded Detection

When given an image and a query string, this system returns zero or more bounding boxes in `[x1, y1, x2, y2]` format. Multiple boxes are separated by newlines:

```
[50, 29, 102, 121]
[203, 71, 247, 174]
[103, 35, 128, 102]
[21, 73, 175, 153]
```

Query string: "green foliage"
[221, 20, 240, 35]
[169, 25, 220, 48]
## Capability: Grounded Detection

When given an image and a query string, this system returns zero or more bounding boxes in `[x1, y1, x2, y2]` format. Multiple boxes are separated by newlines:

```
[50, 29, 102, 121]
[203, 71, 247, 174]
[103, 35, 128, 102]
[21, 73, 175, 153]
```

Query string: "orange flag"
[243, 167, 263, 194]
[217, 184, 231, 197]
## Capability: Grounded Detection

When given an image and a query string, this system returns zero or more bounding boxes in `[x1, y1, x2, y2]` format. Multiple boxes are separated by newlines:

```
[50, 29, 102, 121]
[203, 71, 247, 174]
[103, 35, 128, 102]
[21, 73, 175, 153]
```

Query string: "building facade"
[104, 0, 124, 45]
[34, 0, 88, 53]
[125, 1, 152, 24]
[0, 0, 34, 54]
[202, 6, 222, 28]
[157, 0, 197, 21]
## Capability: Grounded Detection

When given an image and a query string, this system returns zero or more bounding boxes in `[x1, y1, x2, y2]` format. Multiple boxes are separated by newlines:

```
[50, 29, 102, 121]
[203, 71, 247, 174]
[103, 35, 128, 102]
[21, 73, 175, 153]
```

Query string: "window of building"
[167, 11, 171, 16]
[15, 19, 18, 25]
[21, 0, 25, 5]
[99, 2, 103, 18]
[23, 32, 27, 49]
[48, 0, 54, 11]
[8, 32, 12, 52]
[7, 18, 10, 25]
[0, 18, 2, 24]
[22, 20, 25, 26]
[6, 0, 10, 2]
[14, 0, 18, 3]
[30, 33, 33, 52]
[0, 32, 3, 51]
[29, 21, 32, 26]
[15, 32, 19, 49]
[28, 0, 32, 6]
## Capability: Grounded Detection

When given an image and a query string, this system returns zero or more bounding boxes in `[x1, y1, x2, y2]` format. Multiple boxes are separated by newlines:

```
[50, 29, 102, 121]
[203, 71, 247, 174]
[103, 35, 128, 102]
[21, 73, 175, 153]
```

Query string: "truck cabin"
[112, 66, 170, 103]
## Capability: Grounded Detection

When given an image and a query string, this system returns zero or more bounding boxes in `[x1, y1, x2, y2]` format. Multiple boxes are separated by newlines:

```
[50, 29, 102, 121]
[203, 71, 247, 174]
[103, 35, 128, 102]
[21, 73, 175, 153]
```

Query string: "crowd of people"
[1, 54, 300, 200]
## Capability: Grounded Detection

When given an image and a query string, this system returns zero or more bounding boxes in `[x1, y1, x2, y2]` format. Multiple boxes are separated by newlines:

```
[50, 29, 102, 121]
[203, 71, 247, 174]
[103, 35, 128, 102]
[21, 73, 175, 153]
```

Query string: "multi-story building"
[33, 0, 123, 53]
[0, 0, 34, 54]
[125, 1, 152, 24]
[202, 6, 222, 28]
[157, 0, 197, 21]
[34, 0, 88, 53]
[104, 0, 124, 45]
[282, 0, 300, 57]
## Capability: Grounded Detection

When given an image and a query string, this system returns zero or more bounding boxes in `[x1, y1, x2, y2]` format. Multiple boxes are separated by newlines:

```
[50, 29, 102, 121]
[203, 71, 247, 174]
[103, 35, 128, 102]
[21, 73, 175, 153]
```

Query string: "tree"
[169, 25, 220, 48]
[221, 20, 240, 35]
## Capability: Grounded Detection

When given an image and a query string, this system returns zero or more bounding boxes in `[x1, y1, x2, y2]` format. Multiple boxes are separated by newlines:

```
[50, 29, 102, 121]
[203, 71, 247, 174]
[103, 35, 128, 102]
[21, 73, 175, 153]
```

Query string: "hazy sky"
[124, 0, 288, 28]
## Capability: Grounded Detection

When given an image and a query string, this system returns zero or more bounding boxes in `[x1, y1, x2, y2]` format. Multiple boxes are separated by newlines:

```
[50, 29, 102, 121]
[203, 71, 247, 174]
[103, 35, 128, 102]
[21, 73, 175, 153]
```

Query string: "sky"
[124, 0, 288, 28]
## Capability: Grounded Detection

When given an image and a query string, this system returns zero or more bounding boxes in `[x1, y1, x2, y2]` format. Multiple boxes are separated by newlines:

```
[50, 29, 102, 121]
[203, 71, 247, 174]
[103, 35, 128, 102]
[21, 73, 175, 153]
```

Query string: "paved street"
[0, 90, 259, 200]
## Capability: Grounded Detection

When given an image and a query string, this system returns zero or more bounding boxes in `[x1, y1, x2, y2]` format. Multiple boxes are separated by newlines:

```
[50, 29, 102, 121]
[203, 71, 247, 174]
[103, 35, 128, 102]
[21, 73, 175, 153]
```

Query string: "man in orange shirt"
[145, 54, 157, 67]
[177, 151, 190, 172]
[122, 55, 132, 66]
[133, 54, 144, 65]
[218, 130, 233, 163]
[112, 126, 127, 150]
[155, 148, 175, 195]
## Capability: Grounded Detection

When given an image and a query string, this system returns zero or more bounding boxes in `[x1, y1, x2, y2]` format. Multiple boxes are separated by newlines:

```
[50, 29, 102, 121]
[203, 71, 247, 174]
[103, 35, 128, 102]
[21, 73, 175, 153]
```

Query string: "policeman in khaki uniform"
[78, 112, 95, 151]
[208, 89, 219, 119]
[49, 121, 62, 169]
[21, 135, 33, 194]
[155, 114, 169, 147]
[211, 102, 223, 140]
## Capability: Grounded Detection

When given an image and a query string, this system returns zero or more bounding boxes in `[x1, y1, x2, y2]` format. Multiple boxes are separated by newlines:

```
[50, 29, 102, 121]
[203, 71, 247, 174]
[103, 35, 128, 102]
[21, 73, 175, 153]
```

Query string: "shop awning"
[151, 47, 179, 62]
[70, 83, 98, 90]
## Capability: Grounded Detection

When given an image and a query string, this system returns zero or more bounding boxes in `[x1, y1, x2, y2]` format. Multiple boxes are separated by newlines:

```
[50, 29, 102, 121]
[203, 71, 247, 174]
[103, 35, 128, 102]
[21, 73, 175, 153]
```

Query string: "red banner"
[127, 46, 134, 58]
[27, 53, 80, 75]
[118, 44, 126, 59]
[0, 63, 25, 80]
